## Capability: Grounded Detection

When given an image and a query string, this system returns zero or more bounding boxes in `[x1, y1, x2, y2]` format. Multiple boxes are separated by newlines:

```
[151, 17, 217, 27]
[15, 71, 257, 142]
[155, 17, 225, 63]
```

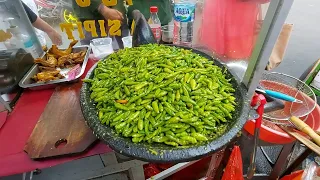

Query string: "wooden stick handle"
[290, 116, 320, 146]
[282, 127, 320, 156]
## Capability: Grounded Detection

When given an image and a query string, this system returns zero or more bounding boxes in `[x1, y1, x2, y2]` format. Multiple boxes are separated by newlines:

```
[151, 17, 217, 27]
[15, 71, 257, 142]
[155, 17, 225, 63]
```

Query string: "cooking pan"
[80, 45, 250, 163]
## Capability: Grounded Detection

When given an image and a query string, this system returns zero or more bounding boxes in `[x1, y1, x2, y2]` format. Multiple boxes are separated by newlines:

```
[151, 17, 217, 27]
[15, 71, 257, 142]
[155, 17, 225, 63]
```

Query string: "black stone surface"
[80, 46, 251, 163]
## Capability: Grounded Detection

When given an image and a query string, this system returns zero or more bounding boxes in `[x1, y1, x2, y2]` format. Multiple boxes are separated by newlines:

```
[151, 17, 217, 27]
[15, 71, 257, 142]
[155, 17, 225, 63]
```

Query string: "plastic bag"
[221, 146, 244, 180]
[280, 162, 320, 180]
[302, 162, 320, 180]
[90, 37, 114, 60]
[198, 0, 260, 59]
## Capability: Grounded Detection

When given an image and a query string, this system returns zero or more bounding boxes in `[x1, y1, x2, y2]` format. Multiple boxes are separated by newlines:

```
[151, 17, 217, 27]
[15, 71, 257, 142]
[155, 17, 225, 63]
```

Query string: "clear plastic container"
[148, 6, 162, 43]
[4, 18, 38, 58]
[173, 0, 196, 46]
[90, 38, 113, 60]
[162, 25, 174, 43]
[122, 36, 133, 48]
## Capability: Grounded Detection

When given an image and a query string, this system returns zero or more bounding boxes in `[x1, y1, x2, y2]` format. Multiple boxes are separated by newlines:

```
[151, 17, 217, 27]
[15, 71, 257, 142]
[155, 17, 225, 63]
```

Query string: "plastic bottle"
[173, 0, 196, 46]
[148, 6, 162, 43]
[4, 18, 38, 58]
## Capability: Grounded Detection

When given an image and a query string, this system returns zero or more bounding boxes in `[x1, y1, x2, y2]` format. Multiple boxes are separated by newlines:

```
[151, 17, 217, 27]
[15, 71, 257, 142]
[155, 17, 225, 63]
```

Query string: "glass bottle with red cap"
[148, 6, 161, 43]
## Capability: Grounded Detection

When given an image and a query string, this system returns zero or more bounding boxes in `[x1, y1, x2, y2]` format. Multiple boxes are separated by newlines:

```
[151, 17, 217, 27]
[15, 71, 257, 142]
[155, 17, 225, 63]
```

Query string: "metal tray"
[19, 45, 91, 90]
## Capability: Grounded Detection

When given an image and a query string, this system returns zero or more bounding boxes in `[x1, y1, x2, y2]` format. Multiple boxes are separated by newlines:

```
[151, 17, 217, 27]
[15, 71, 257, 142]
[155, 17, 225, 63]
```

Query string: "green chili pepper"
[114, 103, 129, 111]
[122, 125, 133, 137]
[145, 111, 151, 119]
[98, 111, 104, 120]
[138, 119, 144, 131]
[126, 111, 140, 123]
[144, 119, 150, 135]
[176, 91, 181, 101]
[150, 116, 156, 126]
[156, 91, 167, 98]
[164, 107, 175, 116]
[184, 73, 190, 83]
[165, 130, 175, 136]
[115, 122, 126, 130]
[141, 99, 152, 105]
[169, 83, 181, 89]
[153, 136, 168, 143]
[181, 136, 197, 144]
[181, 96, 197, 105]
[113, 112, 126, 122]
[152, 101, 160, 113]
[167, 117, 180, 124]
[145, 104, 153, 111]
[88, 44, 236, 147]
[176, 132, 188, 137]
[146, 127, 161, 140]
[114, 90, 120, 99]
[191, 133, 208, 141]
[190, 79, 196, 90]
[182, 85, 189, 97]
[165, 141, 178, 146]
[159, 103, 164, 112]
[186, 73, 194, 83]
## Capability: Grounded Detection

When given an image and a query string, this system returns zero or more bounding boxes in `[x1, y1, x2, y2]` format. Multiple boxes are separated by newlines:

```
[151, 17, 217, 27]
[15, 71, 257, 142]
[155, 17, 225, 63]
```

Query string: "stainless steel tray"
[19, 45, 91, 90]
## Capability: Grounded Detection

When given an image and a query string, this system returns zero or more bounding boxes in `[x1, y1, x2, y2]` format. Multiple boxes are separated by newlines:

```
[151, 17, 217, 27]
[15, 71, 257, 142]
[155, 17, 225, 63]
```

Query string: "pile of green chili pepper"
[84, 44, 236, 147]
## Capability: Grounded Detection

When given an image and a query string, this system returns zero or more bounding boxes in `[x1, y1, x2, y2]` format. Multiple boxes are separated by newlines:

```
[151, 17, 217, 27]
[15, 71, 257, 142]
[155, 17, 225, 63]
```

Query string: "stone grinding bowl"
[80, 46, 250, 163]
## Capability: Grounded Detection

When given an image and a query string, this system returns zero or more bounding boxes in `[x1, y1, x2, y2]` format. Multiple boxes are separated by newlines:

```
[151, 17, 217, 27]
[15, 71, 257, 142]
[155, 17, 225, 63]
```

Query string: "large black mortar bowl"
[80, 45, 250, 163]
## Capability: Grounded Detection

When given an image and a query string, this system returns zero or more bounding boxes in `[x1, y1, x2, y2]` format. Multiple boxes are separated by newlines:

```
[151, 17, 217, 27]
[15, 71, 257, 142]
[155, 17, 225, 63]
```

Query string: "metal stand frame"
[71, 152, 147, 180]
[243, 0, 294, 97]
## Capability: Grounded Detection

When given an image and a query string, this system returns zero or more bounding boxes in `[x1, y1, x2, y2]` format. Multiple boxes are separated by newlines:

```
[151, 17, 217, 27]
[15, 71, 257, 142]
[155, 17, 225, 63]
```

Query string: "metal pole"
[242, 0, 294, 98]
[269, 142, 296, 180]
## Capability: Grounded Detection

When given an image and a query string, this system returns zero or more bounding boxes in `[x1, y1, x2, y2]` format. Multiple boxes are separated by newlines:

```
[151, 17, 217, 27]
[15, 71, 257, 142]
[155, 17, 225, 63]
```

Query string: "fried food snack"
[49, 40, 78, 57]
[32, 40, 86, 83]
[38, 66, 56, 72]
[57, 50, 86, 68]
[42, 45, 48, 51]
[32, 70, 64, 82]
[34, 55, 57, 68]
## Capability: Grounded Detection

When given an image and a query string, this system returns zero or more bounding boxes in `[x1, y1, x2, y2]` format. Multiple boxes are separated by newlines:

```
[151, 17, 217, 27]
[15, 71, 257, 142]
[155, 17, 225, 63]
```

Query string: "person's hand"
[103, 7, 124, 21]
[47, 30, 62, 45]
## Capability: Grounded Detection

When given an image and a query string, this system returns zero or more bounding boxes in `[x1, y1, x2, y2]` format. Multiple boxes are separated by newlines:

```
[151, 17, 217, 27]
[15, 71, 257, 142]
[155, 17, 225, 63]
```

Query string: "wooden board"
[282, 127, 320, 156]
[24, 82, 97, 159]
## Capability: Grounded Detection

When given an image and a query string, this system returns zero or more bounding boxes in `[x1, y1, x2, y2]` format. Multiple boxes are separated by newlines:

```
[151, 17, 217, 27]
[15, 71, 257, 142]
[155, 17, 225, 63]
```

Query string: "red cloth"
[0, 111, 8, 129]
[221, 146, 244, 180]
[0, 59, 112, 177]
[199, 0, 259, 59]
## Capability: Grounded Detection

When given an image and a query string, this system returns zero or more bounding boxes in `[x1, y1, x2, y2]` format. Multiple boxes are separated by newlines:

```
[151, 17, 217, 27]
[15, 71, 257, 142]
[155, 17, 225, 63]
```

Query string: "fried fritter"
[34, 56, 57, 68]
[48, 40, 78, 57]
[38, 66, 56, 72]
[32, 70, 64, 82]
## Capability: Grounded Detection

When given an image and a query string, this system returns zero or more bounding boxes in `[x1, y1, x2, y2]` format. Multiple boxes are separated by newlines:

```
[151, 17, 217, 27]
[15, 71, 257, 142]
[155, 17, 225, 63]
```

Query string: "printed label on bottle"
[174, 4, 195, 22]
[151, 26, 161, 40]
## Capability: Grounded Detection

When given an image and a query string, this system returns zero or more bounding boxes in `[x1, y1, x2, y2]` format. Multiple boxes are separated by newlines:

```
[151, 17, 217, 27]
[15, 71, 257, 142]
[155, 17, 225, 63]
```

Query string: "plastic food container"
[161, 25, 173, 43]
[90, 37, 113, 59]
[122, 36, 132, 48]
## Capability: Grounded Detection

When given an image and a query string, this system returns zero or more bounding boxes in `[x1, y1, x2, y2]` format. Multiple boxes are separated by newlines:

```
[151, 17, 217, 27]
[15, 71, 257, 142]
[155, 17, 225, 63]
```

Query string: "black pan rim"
[80, 45, 250, 163]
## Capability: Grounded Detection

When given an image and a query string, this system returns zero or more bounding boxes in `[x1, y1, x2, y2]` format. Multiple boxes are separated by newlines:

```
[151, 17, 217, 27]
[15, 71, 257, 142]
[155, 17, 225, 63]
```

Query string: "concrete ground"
[2, 0, 320, 179]
[274, 0, 320, 78]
